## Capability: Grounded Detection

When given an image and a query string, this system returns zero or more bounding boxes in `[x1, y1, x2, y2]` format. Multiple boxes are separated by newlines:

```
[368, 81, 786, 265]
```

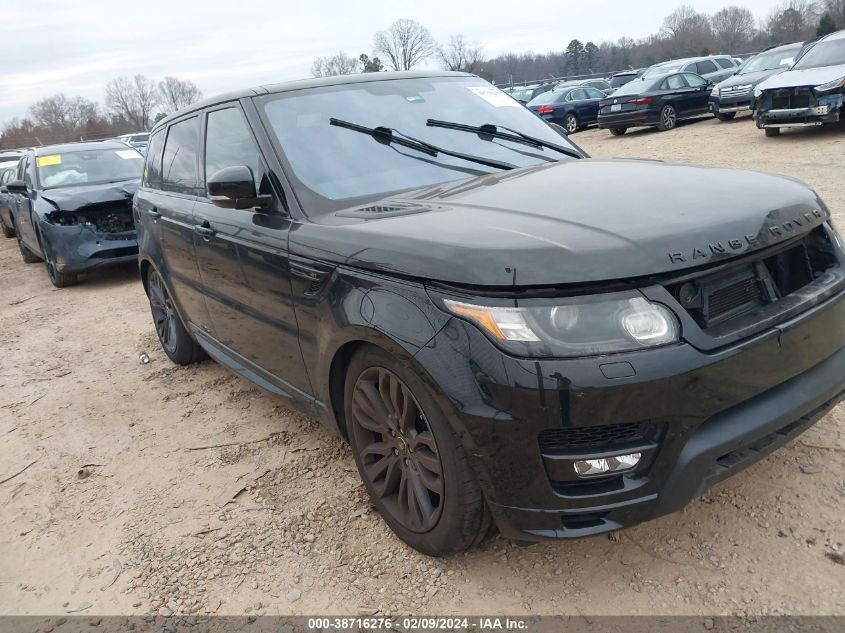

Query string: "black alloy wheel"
[657, 104, 677, 131]
[145, 268, 206, 365]
[349, 366, 444, 533]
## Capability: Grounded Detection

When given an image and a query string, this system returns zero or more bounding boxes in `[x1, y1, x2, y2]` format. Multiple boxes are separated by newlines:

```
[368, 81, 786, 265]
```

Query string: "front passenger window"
[161, 116, 200, 195]
[204, 107, 263, 194]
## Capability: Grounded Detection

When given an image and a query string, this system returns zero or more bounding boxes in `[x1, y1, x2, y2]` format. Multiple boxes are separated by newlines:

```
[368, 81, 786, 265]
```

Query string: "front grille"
[705, 269, 764, 323]
[539, 422, 656, 454]
[772, 91, 812, 109]
[668, 225, 837, 331]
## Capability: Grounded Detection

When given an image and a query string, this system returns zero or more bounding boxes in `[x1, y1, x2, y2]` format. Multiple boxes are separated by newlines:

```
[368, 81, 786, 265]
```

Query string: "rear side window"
[716, 58, 734, 69]
[695, 60, 719, 75]
[204, 107, 263, 193]
[161, 116, 200, 195]
[585, 88, 605, 99]
[143, 129, 165, 189]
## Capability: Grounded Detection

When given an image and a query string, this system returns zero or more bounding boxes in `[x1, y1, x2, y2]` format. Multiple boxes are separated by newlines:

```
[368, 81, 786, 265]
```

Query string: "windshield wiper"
[329, 118, 516, 171]
[426, 119, 584, 160]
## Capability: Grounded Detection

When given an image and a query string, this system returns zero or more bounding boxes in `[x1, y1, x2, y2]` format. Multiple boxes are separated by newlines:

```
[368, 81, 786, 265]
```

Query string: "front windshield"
[793, 38, 845, 70]
[258, 76, 579, 208]
[643, 63, 683, 78]
[739, 49, 797, 74]
[36, 148, 143, 189]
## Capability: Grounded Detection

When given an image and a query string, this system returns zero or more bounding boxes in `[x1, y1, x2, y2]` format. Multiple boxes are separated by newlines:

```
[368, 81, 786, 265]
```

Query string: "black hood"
[719, 68, 783, 89]
[290, 160, 829, 288]
[40, 179, 139, 212]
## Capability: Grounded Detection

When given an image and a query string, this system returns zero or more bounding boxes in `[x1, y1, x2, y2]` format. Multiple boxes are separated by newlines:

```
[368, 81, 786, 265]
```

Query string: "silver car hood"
[757, 64, 845, 91]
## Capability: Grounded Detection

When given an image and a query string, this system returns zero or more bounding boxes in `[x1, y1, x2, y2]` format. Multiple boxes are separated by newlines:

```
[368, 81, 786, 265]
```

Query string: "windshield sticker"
[36, 155, 61, 167]
[405, 95, 424, 103]
[468, 86, 519, 107]
[780, 57, 794, 66]
[116, 150, 140, 159]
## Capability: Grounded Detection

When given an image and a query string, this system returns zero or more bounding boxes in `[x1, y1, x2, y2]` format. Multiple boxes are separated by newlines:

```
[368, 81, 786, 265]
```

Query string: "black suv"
[8, 141, 143, 287]
[137, 71, 845, 556]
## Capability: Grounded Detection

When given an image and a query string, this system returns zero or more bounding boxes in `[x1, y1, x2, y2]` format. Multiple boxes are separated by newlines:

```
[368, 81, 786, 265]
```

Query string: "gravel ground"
[1, 113, 844, 618]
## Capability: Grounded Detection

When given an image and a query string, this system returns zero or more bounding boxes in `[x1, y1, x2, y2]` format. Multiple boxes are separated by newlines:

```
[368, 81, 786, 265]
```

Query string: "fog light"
[573, 452, 641, 477]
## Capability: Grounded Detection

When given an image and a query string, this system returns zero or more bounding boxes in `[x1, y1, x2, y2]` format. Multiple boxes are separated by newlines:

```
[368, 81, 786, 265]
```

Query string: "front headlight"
[711, 84, 720, 96]
[815, 77, 845, 95]
[443, 292, 679, 358]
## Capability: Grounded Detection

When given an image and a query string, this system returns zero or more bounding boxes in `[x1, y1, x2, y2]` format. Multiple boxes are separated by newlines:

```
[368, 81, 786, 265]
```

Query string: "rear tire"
[609, 127, 627, 136]
[656, 104, 677, 131]
[145, 268, 206, 365]
[716, 112, 736, 121]
[1, 220, 14, 239]
[563, 113, 578, 134]
[344, 344, 493, 556]
[765, 127, 781, 137]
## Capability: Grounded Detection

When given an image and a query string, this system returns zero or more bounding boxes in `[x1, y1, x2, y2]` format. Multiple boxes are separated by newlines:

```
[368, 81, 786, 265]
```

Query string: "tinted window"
[526, 89, 564, 106]
[161, 117, 199, 195]
[610, 74, 636, 88]
[204, 107, 263, 193]
[259, 76, 580, 206]
[584, 88, 606, 99]
[684, 73, 707, 87]
[695, 60, 719, 75]
[23, 156, 32, 187]
[143, 129, 165, 189]
[661, 75, 686, 90]
[716, 58, 734, 69]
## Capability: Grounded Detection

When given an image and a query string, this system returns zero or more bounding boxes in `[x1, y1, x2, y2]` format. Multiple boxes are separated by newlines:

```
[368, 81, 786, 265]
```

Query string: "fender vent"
[289, 257, 334, 296]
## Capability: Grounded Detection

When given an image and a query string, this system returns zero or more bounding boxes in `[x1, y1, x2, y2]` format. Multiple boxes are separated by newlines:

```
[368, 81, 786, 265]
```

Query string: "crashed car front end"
[755, 84, 844, 129]
[37, 195, 138, 274]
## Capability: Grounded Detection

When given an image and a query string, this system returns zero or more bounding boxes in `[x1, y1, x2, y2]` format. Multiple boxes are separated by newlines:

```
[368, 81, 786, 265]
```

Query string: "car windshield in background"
[792, 38, 845, 69]
[608, 78, 651, 96]
[36, 148, 143, 189]
[510, 89, 533, 101]
[739, 50, 796, 74]
[130, 134, 150, 143]
[259, 76, 579, 205]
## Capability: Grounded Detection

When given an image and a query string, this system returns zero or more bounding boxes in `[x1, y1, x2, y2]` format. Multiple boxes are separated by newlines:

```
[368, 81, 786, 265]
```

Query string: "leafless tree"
[825, 0, 845, 25]
[105, 75, 160, 131]
[158, 76, 203, 112]
[766, 0, 821, 42]
[439, 34, 484, 73]
[712, 6, 757, 51]
[311, 51, 361, 77]
[661, 6, 714, 55]
[29, 94, 99, 135]
[373, 19, 436, 71]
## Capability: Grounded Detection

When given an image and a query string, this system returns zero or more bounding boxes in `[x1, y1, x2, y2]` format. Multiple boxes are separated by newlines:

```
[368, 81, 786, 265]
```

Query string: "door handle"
[146, 208, 161, 220]
[194, 222, 215, 240]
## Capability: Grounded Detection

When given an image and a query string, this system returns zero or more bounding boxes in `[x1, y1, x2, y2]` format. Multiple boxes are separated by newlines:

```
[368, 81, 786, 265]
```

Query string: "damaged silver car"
[754, 29, 845, 136]
[7, 141, 143, 287]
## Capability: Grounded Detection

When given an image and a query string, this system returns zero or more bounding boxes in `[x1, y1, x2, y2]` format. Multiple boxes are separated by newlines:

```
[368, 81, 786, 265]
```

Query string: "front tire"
[656, 104, 677, 131]
[17, 236, 41, 263]
[716, 112, 736, 121]
[344, 344, 492, 556]
[1, 219, 14, 239]
[145, 268, 206, 365]
[765, 127, 781, 137]
[609, 127, 627, 136]
[46, 260, 78, 288]
[563, 113, 578, 134]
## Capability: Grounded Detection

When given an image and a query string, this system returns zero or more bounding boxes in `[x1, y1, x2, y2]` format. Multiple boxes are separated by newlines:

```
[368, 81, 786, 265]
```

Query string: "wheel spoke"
[352, 391, 388, 433]
[407, 468, 434, 526]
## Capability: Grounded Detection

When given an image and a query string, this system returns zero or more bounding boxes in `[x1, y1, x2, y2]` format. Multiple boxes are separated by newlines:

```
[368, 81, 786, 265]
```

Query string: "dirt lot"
[1, 114, 844, 618]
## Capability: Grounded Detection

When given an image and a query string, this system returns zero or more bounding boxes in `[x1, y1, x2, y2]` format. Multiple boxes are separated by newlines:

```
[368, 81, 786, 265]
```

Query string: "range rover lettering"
[137, 71, 845, 556]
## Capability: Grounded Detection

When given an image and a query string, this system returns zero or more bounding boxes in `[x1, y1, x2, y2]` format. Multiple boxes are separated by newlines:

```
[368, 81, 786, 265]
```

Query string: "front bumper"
[756, 93, 843, 128]
[39, 221, 138, 273]
[417, 286, 845, 541]
[709, 95, 752, 114]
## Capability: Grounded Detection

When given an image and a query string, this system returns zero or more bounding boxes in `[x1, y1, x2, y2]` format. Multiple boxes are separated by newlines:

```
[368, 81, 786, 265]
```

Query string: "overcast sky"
[0, 0, 783, 123]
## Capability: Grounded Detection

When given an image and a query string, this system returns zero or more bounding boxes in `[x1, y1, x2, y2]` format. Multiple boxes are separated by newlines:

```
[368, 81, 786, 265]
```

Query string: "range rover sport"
[136, 71, 845, 556]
